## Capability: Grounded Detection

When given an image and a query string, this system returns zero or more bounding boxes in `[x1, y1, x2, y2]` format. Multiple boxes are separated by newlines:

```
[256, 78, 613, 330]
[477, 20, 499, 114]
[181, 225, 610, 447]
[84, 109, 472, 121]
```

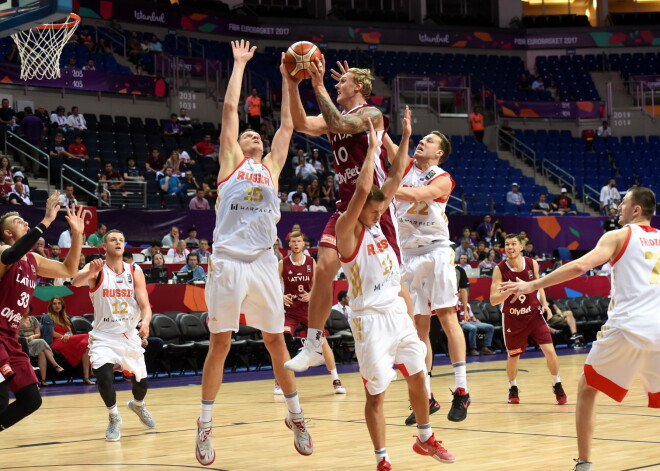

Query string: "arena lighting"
[523, 0, 574, 4]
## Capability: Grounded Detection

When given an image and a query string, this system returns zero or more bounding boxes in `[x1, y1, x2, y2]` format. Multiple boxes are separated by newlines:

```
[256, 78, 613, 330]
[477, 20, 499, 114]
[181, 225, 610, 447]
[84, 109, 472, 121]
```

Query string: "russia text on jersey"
[236, 170, 271, 186]
[367, 239, 390, 255]
[102, 289, 134, 297]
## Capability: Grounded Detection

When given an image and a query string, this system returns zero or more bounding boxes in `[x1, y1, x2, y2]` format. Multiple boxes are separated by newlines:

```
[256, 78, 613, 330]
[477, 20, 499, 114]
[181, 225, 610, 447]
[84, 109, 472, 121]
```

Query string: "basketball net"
[11, 12, 81, 81]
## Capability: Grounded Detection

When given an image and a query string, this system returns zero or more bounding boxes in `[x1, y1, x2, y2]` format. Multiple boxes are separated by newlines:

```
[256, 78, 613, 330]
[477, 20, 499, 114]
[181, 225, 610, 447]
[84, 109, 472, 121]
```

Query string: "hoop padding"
[11, 13, 81, 81]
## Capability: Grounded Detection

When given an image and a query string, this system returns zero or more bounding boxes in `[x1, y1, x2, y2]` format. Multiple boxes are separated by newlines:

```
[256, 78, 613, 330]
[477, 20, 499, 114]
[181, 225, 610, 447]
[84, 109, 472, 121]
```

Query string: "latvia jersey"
[282, 254, 314, 318]
[607, 224, 660, 344]
[0, 253, 37, 339]
[397, 162, 455, 255]
[89, 262, 140, 335]
[339, 223, 401, 311]
[212, 158, 279, 262]
[498, 257, 541, 316]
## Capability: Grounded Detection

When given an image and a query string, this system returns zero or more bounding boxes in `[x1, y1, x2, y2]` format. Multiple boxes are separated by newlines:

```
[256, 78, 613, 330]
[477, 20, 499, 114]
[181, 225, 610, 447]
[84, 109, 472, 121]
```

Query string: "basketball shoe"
[127, 400, 156, 428]
[405, 394, 441, 426]
[573, 459, 592, 471]
[333, 379, 346, 394]
[284, 339, 325, 373]
[412, 433, 456, 463]
[377, 457, 392, 470]
[508, 385, 520, 404]
[273, 380, 283, 395]
[553, 382, 568, 405]
[284, 410, 313, 456]
[195, 419, 215, 466]
[447, 388, 470, 422]
[106, 412, 122, 441]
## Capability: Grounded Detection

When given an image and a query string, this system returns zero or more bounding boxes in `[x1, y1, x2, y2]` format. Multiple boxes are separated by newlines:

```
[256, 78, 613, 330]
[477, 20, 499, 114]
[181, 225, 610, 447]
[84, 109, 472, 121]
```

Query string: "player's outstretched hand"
[43, 191, 62, 225]
[499, 278, 533, 296]
[366, 117, 381, 153]
[280, 52, 301, 86]
[88, 258, 105, 274]
[330, 60, 350, 82]
[65, 204, 85, 235]
[401, 106, 412, 139]
[231, 39, 256, 64]
[308, 55, 327, 88]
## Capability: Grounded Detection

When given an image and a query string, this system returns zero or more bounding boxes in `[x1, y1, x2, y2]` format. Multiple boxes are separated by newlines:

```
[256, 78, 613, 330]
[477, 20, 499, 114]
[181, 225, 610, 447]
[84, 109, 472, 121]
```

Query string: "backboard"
[0, 0, 72, 38]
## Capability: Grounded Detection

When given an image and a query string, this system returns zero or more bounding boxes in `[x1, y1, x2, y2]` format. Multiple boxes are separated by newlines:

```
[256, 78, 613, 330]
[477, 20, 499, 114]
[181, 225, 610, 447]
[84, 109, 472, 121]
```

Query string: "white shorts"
[350, 297, 427, 395]
[584, 327, 660, 407]
[205, 251, 284, 334]
[402, 246, 458, 315]
[89, 330, 147, 382]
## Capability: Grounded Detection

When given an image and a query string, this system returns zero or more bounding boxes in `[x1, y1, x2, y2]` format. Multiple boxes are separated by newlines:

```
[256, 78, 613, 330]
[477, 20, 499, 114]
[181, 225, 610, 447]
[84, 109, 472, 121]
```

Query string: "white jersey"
[339, 223, 401, 311]
[396, 162, 454, 255]
[607, 223, 660, 344]
[212, 158, 279, 262]
[89, 262, 141, 336]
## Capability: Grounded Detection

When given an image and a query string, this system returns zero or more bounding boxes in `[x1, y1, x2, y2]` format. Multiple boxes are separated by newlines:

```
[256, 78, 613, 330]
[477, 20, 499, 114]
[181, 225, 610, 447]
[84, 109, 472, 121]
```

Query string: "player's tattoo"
[315, 87, 381, 134]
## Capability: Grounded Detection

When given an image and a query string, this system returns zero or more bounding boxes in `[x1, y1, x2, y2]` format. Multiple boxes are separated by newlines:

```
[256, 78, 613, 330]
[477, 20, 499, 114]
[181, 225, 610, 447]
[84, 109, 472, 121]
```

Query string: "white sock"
[133, 400, 144, 407]
[509, 379, 518, 387]
[417, 423, 433, 442]
[307, 328, 323, 348]
[200, 400, 214, 423]
[375, 448, 389, 465]
[284, 391, 302, 414]
[552, 374, 561, 385]
[452, 361, 468, 392]
[329, 368, 339, 381]
[424, 370, 432, 399]
[107, 404, 118, 415]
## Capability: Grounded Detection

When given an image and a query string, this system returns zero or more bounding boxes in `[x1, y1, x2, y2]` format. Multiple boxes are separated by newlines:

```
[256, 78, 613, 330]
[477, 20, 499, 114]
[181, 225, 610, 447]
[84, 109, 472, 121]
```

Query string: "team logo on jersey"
[116, 279, 123, 284]
[527, 270, 533, 280]
[288, 270, 293, 274]
[30, 264, 36, 275]
[424, 170, 437, 181]
[127, 274, 133, 284]
[307, 265, 312, 272]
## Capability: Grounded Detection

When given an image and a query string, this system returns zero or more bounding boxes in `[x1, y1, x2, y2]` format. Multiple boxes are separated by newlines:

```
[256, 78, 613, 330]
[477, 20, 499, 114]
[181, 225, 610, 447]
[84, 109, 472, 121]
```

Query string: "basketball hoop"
[11, 12, 81, 81]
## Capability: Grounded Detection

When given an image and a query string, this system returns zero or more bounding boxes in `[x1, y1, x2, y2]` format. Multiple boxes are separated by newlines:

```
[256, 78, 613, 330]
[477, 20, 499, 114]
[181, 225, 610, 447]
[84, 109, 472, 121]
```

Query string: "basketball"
[283, 41, 322, 80]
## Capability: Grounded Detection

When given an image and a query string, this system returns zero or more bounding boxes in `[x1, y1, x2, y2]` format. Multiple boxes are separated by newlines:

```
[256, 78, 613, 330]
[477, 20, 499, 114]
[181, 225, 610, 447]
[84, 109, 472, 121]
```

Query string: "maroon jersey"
[282, 254, 314, 318]
[0, 252, 37, 338]
[498, 256, 541, 317]
[328, 104, 390, 213]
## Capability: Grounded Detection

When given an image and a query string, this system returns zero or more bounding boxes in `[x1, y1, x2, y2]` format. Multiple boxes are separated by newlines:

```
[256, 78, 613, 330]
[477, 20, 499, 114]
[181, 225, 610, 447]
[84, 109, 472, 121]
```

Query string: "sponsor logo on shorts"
[320, 234, 336, 246]
[508, 348, 523, 355]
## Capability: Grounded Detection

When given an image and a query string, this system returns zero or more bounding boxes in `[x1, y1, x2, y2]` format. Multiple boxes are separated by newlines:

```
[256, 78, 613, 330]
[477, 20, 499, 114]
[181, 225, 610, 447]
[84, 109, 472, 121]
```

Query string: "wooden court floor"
[2, 353, 658, 471]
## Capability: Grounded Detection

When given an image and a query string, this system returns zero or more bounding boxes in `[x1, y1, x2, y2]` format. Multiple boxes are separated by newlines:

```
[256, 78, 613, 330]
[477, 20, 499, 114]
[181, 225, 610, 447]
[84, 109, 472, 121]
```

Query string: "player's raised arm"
[282, 57, 327, 137]
[71, 258, 104, 288]
[380, 106, 412, 203]
[219, 39, 256, 176]
[266, 54, 295, 177]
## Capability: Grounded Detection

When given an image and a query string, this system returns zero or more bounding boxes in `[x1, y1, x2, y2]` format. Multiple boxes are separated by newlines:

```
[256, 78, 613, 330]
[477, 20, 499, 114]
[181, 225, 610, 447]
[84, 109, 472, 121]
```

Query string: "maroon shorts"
[0, 337, 38, 394]
[284, 313, 308, 335]
[320, 208, 401, 262]
[502, 311, 553, 357]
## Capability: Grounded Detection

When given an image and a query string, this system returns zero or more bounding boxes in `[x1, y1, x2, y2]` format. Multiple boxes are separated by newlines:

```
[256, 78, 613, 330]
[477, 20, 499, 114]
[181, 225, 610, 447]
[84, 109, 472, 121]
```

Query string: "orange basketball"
[283, 41, 322, 80]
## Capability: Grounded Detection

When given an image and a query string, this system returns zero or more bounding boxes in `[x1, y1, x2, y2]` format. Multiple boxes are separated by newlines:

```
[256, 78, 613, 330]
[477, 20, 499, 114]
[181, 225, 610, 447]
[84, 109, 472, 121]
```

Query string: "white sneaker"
[106, 413, 122, 441]
[332, 379, 346, 394]
[273, 380, 283, 395]
[284, 339, 325, 373]
[127, 400, 156, 428]
[285, 410, 313, 456]
[195, 419, 215, 466]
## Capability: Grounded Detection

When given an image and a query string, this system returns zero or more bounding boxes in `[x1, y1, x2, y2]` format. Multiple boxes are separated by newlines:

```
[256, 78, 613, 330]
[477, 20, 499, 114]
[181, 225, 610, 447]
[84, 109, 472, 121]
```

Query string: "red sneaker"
[377, 457, 392, 470]
[508, 386, 520, 404]
[412, 433, 456, 463]
[553, 382, 568, 405]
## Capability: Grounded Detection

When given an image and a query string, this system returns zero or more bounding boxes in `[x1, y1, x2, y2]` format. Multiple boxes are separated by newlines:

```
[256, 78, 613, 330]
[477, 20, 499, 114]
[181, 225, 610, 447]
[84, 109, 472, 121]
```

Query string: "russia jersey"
[0, 253, 37, 337]
[607, 224, 660, 344]
[212, 158, 279, 262]
[339, 223, 401, 311]
[282, 254, 314, 318]
[397, 162, 455, 254]
[90, 262, 140, 335]
[328, 104, 390, 213]
[498, 257, 541, 316]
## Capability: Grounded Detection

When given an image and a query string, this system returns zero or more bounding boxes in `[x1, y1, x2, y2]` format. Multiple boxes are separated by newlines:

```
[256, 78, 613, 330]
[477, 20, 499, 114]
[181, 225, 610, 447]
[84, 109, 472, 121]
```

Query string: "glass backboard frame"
[0, 0, 72, 38]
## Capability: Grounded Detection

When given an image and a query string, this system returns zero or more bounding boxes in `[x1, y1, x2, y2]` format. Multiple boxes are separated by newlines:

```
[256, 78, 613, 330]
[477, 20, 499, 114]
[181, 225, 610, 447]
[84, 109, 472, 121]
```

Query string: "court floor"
[2, 351, 659, 471]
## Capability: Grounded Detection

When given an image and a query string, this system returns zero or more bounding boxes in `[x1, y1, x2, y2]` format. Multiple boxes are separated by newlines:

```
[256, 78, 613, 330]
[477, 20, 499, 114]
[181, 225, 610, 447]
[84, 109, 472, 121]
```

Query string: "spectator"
[65, 57, 77, 69]
[285, 223, 304, 242]
[582, 128, 596, 152]
[455, 239, 473, 263]
[83, 58, 95, 71]
[457, 227, 477, 248]
[273, 239, 283, 261]
[478, 249, 498, 269]
[165, 150, 184, 176]
[0, 157, 11, 182]
[148, 35, 163, 53]
[599, 179, 620, 215]
[192, 134, 218, 160]
[185, 226, 200, 248]
[109, 17, 122, 34]
[86, 223, 107, 247]
[545, 298, 586, 348]
[78, 27, 94, 49]
[35, 106, 50, 126]
[160, 166, 185, 197]
[596, 121, 612, 140]
[182, 171, 200, 195]
[58, 184, 78, 208]
[309, 148, 326, 174]
[261, 100, 275, 136]
[178, 145, 195, 166]
[66, 106, 87, 134]
[455, 265, 496, 356]
[49, 244, 62, 261]
[48, 297, 93, 384]
[306, 178, 321, 202]
[291, 147, 307, 166]
[179, 253, 206, 282]
[162, 226, 180, 248]
[492, 220, 506, 247]
[140, 38, 150, 54]
[167, 240, 189, 263]
[32, 237, 49, 258]
[141, 240, 162, 262]
[128, 31, 141, 63]
[189, 187, 210, 210]
[522, 242, 538, 260]
[499, 120, 515, 151]
[531, 76, 544, 91]
[8, 181, 31, 205]
[163, 113, 182, 136]
[5, 43, 19, 64]
[457, 254, 471, 270]
[518, 230, 529, 247]
[287, 184, 308, 206]
[516, 73, 531, 91]
[320, 174, 336, 209]
[472, 240, 488, 261]
[0, 98, 16, 128]
[192, 239, 211, 263]
[177, 108, 193, 135]
[97, 162, 126, 204]
[50, 105, 70, 134]
[552, 188, 577, 215]
[145, 252, 169, 284]
[309, 196, 327, 212]
[279, 192, 292, 212]
[290, 193, 307, 212]
[332, 290, 352, 319]
[49, 133, 74, 160]
[603, 207, 622, 232]
[468, 105, 485, 144]
[146, 148, 166, 174]
[67, 134, 89, 159]
[134, 64, 146, 76]
[476, 214, 495, 244]
[0, 170, 12, 203]
[506, 182, 525, 207]
[18, 106, 43, 175]
[244, 87, 262, 131]
[123, 157, 144, 181]
[19, 314, 64, 387]
[532, 193, 552, 215]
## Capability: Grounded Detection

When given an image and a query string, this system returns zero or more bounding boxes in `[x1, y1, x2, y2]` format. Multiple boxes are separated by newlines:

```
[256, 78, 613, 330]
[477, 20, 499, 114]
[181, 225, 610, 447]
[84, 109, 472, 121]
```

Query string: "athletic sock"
[200, 399, 214, 423]
[452, 361, 468, 392]
[307, 328, 323, 348]
[284, 391, 302, 414]
[329, 368, 339, 381]
[552, 374, 561, 385]
[133, 400, 144, 407]
[375, 448, 389, 465]
[107, 404, 118, 415]
[509, 379, 518, 387]
[417, 423, 433, 442]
